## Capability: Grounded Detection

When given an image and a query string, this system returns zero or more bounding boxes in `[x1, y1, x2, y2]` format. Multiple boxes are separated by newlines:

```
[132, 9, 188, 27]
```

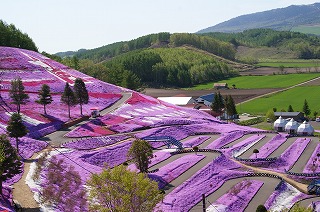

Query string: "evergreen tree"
[0, 134, 22, 195]
[87, 165, 163, 211]
[9, 77, 29, 114]
[127, 139, 153, 173]
[211, 92, 224, 116]
[74, 78, 89, 116]
[6, 113, 28, 154]
[302, 99, 311, 117]
[225, 95, 237, 119]
[121, 70, 142, 91]
[287, 105, 294, 112]
[36, 84, 53, 115]
[61, 83, 77, 119]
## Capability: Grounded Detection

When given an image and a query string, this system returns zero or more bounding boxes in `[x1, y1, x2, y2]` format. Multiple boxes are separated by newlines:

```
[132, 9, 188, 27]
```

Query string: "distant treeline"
[65, 32, 236, 62]
[202, 28, 320, 59]
[78, 48, 238, 90]
[0, 20, 38, 52]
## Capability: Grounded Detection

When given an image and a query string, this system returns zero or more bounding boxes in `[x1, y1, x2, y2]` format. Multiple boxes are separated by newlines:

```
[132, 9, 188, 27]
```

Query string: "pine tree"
[288, 105, 294, 112]
[6, 113, 28, 154]
[302, 99, 311, 117]
[211, 92, 224, 116]
[127, 139, 153, 173]
[74, 78, 89, 116]
[36, 84, 53, 115]
[61, 83, 77, 119]
[225, 95, 237, 119]
[0, 134, 22, 195]
[9, 77, 29, 114]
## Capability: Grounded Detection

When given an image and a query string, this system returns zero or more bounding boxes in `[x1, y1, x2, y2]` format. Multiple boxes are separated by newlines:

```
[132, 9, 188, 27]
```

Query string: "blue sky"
[1, 0, 318, 53]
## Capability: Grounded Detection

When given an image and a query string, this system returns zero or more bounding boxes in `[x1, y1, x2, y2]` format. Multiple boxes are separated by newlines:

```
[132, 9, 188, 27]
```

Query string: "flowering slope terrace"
[0, 47, 122, 136]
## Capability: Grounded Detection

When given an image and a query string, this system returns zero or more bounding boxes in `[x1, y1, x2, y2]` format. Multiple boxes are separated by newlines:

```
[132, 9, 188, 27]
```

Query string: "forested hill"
[55, 32, 236, 62]
[197, 3, 320, 34]
[0, 20, 38, 52]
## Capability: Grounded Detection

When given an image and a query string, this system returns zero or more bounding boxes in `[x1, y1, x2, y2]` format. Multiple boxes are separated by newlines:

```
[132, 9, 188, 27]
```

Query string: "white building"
[297, 121, 314, 136]
[274, 116, 287, 132]
[285, 118, 299, 134]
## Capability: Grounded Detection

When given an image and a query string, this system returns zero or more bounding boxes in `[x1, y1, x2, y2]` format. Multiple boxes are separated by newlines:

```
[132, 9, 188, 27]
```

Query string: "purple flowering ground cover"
[268, 138, 311, 172]
[210, 180, 264, 211]
[181, 136, 210, 148]
[249, 134, 287, 159]
[206, 131, 244, 149]
[62, 135, 129, 150]
[303, 143, 320, 173]
[157, 155, 247, 211]
[225, 134, 265, 157]
[148, 154, 206, 189]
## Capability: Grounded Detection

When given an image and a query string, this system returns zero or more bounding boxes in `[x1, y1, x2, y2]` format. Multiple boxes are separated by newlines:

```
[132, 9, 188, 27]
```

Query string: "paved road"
[39, 92, 132, 146]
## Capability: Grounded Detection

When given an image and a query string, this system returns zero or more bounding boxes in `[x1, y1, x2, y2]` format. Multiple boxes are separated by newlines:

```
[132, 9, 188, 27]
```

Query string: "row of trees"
[0, 20, 38, 52]
[9, 77, 89, 118]
[211, 92, 238, 119]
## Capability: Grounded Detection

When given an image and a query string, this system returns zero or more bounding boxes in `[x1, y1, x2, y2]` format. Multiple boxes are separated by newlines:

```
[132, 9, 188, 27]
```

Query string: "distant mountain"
[197, 3, 320, 34]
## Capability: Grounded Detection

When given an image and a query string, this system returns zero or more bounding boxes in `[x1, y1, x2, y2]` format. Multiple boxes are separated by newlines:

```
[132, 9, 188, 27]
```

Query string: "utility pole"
[202, 193, 206, 212]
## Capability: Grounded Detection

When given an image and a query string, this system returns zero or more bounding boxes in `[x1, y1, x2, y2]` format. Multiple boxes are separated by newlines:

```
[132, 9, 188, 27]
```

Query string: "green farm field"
[291, 25, 320, 36]
[238, 86, 320, 115]
[257, 61, 320, 68]
[190, 73, 320, 90]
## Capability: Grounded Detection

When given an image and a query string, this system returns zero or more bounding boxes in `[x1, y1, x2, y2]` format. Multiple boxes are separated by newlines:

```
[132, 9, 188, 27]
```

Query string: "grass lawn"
[189, 73, 320, 90]
[238, 86, 320, 115]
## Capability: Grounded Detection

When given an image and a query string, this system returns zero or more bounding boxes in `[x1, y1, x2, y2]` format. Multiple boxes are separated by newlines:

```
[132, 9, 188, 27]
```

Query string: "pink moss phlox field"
[157, 155, 244, 211]
[206, 131, 244, 149]
[9, 137, 48, 159]
[0, 186, 14, 212]
[249, 134, 287, 159]
[63, 135, 129, 150]
[225, 134, 265, 156]
[149, 154, 206, 189]
[80, 140, 134, 168]
[264, 181, 295, 210]
[181, 136, 210, 148]
[213, 180, 264, 211]
[303, 143, 320, 173]
[269, 138, 311, 172]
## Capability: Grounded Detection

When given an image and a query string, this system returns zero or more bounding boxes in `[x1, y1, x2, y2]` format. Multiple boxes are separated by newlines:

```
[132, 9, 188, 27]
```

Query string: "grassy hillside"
[239, 86, 320, 115]
[190, 73, 320, 90]
[291, 25, 320, 36]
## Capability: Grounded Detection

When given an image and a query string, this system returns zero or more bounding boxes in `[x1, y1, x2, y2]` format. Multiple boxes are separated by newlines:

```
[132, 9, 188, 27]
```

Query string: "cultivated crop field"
[2, 47, 320, 212]
[190, 73, 320, 90]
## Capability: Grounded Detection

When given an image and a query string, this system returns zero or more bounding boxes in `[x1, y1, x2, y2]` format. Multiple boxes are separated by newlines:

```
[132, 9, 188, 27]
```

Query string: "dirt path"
[12, 155, 40, 211]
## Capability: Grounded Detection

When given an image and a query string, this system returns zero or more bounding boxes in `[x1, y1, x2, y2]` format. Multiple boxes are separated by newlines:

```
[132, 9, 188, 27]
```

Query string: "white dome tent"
[274, 116, 287, 132]
[297, 121, 314, 136]
[285, 118, 299, 134]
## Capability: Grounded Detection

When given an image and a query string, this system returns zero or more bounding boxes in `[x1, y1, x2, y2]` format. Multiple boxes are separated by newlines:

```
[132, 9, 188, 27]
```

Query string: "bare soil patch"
[144, 88, 279, 104]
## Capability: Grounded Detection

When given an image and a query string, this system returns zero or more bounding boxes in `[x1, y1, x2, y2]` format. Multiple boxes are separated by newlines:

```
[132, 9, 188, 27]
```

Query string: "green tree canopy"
[225, 95, 237, 119]
[61, 83, 77, 119]
[266, 109, 276, 122]
[87, 165, 163, 212]
[9, 77, 29, 114]
[74, 78, 89, 116]
[302, 99, 311, 117]
[6, 113, 28, 154]
[127, 139, 153, 173]
[287, 105, 294, 112]
[0, 134, 22, 195]
[211, 92, 225, 116]
[36, 84, 53, 115]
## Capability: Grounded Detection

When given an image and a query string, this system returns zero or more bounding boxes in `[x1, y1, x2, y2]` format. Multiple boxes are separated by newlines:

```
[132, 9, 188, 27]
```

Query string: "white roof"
[297, 121, 314, 134]
[274, 116, 287, 128]
[157, 97, 194, 105]
[285, 118, 299, 131]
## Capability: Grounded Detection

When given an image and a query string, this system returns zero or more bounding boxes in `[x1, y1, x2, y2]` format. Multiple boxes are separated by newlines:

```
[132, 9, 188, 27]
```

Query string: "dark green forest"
[0, 20, 38, 52]
[202, 29, 320, 59]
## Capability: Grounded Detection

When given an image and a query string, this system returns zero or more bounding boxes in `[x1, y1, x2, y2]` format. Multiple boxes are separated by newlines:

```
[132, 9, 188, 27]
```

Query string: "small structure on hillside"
[213, 83, 228, 90]
[274, 116, 287, 132]
[196, 93, 215, 107]
[274, 112, 304, 122]
[297, 121, 314, 136]
[157, 97, 196, 106]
